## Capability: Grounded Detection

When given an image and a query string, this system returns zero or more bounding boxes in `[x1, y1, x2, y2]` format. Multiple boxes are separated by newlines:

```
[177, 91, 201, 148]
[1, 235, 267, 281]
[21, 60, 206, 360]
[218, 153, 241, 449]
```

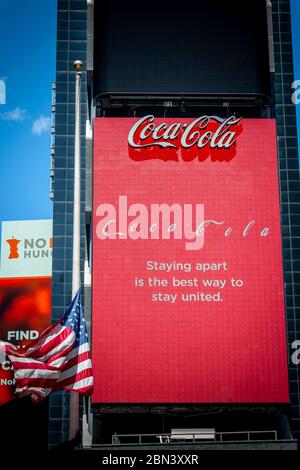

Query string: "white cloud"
[0, 79, 6, 104]
[32, 116, 51, 135]
[0, 107, 28, 122]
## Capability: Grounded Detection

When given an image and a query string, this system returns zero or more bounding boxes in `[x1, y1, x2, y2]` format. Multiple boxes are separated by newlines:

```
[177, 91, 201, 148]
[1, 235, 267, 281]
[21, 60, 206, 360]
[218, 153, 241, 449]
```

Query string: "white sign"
[0, 220, 53, 278]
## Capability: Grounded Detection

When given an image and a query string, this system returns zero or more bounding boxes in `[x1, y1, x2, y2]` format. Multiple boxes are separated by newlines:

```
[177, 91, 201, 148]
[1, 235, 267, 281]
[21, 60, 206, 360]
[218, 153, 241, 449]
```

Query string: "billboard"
[0, 219, 52, 278]
[0, 220, 52, 405]
[92, 117, 289, 403]
[0, 277, 52, 404]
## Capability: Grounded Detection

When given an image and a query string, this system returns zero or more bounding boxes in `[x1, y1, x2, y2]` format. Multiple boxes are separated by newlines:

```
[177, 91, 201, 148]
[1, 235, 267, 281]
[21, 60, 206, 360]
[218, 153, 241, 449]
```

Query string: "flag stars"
[60, 293, 90, 346]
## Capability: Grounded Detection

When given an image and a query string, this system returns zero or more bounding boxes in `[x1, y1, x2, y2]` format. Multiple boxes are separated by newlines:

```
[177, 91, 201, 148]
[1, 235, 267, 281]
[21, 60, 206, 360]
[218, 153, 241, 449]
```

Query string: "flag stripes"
[0, 290, 93, 402]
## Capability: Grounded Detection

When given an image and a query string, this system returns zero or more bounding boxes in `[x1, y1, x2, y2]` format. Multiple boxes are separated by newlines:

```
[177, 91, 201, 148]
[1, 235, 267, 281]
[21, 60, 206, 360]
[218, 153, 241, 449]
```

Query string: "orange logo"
[6, 236, 21, 259]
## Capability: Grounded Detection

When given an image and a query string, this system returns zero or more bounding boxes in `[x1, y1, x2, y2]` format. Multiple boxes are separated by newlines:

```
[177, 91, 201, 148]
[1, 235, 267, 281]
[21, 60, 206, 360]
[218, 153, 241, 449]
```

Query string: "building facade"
[50, 0, 300, 447]
[49, 0, 88, 447]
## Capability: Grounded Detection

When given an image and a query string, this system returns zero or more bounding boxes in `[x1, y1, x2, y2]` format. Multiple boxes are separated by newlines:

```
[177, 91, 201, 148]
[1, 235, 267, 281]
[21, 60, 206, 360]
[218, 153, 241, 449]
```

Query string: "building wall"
[273, 0, 300, 439]
[50, 0, 300, 447]
[49, 0, 87, 448]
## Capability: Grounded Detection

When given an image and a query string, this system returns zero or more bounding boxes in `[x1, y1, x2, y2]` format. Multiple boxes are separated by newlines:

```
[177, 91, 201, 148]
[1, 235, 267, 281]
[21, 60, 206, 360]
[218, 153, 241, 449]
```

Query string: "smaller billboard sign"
[0, 220, 52, 278]
[0, 277, 52, 405]
[0, 220, 52, 405]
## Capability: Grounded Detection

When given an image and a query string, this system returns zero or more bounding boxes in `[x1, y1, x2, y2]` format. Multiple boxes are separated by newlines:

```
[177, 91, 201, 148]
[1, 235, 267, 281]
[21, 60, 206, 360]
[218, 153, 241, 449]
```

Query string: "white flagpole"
[69, 59, 83, 441]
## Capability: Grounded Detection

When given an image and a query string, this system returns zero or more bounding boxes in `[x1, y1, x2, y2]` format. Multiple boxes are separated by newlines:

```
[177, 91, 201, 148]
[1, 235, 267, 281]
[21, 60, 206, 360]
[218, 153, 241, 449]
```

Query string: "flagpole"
[69, 59, 82, 441]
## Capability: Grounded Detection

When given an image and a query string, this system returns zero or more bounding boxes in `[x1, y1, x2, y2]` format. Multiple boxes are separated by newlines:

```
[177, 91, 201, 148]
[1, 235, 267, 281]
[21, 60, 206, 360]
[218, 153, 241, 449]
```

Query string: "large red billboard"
[92, 116, 289, 403]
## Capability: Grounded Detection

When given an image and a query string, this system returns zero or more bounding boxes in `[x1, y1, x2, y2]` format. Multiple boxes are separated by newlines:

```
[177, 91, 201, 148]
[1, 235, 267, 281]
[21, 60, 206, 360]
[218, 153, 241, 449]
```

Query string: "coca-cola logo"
[128, 115, 243, 162]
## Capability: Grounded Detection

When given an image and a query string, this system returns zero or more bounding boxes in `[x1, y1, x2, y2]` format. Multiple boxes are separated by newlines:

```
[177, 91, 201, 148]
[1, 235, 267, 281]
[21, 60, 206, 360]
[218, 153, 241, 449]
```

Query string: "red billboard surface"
[0, 277, 51, 405]
[92, 116, 289, 403]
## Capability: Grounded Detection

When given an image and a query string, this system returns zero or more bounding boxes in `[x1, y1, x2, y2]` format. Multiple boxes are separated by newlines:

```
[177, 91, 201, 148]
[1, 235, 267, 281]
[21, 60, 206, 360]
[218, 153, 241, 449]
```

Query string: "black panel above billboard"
[94, 0, 271, 113]
[95, 92, 271, 117]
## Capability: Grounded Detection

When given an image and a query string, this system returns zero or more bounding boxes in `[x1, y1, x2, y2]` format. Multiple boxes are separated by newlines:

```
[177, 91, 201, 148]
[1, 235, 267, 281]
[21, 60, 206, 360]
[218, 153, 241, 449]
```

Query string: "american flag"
[0, 290, 93, 402]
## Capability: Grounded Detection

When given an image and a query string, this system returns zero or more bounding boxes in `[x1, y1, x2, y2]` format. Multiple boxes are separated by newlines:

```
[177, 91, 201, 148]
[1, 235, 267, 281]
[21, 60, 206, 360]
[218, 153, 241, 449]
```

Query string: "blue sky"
[0, 0, 56, 222]
[0, 1, 299, 223]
